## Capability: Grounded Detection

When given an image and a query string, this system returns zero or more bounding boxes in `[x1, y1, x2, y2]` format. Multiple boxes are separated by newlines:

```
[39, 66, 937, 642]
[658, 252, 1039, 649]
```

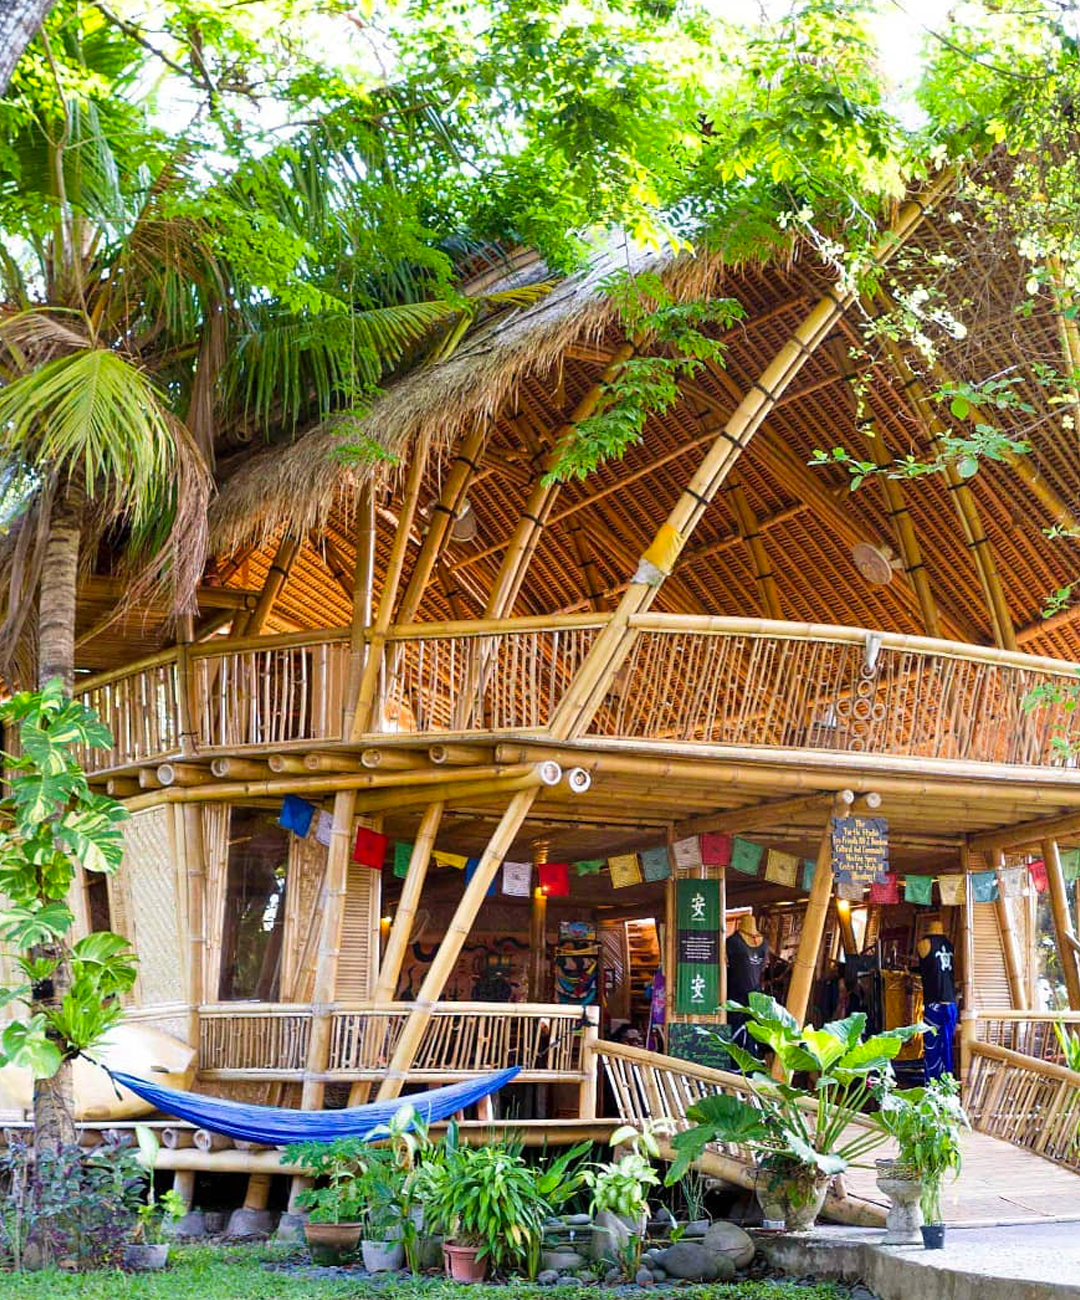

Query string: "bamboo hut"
[8, 169, 1080, 1222]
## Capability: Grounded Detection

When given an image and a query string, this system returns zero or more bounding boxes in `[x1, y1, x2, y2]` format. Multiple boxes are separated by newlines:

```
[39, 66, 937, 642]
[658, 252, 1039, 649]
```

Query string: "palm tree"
[0, 0, 55, 93]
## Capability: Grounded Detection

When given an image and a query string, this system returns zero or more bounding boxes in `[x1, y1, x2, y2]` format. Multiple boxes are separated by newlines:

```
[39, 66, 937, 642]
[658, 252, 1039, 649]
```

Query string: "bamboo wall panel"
[199, 1006, 311, 1073]
[109, 819, 141, 1005]
[281, 833, 329, 999]
[971, 901, 1025, 1011]
[380, 625, 600, 735]
[334, 865, 379, 1001]
[195, 638, 349, 750]
[965, 1043, 1080, 1173]
[589, 628, 1080, 766]
[75, 658, 182, 773]
[123, 807, 185, 1009]
[201, 806, 230, 1000]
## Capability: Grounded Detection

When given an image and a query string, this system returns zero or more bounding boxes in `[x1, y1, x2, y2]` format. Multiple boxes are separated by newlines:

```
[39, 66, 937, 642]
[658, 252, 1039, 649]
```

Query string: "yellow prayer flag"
[608, 853, 643, 889]
[765, 849, 799, 888]
[433, 850, 469, 870]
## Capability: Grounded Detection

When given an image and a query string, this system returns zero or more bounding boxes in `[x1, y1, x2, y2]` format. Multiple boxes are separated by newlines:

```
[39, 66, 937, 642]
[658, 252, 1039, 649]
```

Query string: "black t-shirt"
[726, 931, 769, 1004]
[919, 934, 956, 1004]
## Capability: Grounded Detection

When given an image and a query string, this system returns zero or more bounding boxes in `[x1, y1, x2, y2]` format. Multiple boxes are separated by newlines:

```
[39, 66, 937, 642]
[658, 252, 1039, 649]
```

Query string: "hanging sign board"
[831, 816, 889, 890]
[675, 878, 721, 1015]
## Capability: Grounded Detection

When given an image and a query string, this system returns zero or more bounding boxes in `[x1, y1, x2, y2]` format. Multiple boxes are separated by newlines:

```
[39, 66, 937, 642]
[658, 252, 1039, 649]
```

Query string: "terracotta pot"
[444, 1241, 488, 1282]
[304, 1221, 362, 1264]
[754, 1165, 831, 1232]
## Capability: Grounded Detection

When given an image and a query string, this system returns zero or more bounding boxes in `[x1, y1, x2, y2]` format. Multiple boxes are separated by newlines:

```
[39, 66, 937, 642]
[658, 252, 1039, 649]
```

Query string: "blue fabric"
[109, 1066, 520, 1145]
[464, 857, 496, 897]
[279, 795, 315, 838]
[923, 1001, 958, 1081]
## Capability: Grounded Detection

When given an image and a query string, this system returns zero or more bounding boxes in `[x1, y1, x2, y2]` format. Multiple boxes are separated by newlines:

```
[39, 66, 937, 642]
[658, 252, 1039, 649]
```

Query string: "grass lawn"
[0, 1246, 860, 1300]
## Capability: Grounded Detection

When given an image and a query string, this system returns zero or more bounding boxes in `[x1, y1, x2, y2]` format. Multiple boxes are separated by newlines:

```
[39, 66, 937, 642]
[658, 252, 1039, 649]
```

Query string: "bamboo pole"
[429, 744, 495, 766]
[240, 532, 302, 638]
[872, 320, 1016, 650]
[396, 424, 488, 627]
[725, 480, 783, 619]
[485, 346, 635, 620]
[371, 802, 443, 1006]
[971, 809, 1080, 854]
[376, 787, 542, 1099]
[992, 851, 1029, 1010]
[959, 843, 977, 1082]
[301, 788, 357, 1111]
[1044, 839, 1080, 1010]
[359, 749, 429, 771]
[676, 793, 834, 838]
[528, 841, 549, 1003]
[352, 766, 557, 816]
[828, 335, 942, 638]
[182, 804, 208, 1052]
[157, 762, 212, 786]
[342, 483, 376, 738]
[786, 793, 855, 1026]
[351, 435, 432, 740]
[548, 174, 954, 741]
[210, 757, 273, 779]
[568, 518, 607, 612]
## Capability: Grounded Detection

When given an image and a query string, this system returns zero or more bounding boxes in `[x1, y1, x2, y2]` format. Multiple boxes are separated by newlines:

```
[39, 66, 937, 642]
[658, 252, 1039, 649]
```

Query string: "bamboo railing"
[972, 1011, 1080, 1064]
[73, 614, 1080, 774]
[965, 1041, 1080, 1173]
[197, 1001, 597, 1086]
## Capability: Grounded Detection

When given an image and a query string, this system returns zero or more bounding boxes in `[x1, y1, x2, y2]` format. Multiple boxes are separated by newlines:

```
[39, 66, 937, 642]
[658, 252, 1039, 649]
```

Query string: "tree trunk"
[0, 0, 55, 94]
[32, 482, 83, 1150]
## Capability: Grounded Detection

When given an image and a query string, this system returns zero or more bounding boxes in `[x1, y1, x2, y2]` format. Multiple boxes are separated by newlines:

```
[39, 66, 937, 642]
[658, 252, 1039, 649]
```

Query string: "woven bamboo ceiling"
[75, 179, 1080, 671]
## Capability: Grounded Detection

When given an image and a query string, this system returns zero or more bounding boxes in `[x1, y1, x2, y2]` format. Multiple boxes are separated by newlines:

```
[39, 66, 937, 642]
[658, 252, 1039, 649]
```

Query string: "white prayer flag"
[673, 836, 703, 870]
[314, 810, 334, 847]
[502, 860, 532, 897]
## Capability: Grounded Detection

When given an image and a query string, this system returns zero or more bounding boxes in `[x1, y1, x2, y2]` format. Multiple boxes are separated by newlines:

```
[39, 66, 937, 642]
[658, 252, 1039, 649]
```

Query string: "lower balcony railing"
[75, 614, 1080, 774]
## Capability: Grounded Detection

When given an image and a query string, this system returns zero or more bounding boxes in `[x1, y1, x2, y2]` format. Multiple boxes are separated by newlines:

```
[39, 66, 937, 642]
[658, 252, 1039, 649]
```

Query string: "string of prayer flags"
[314, 810, 334, 848]
[997, 867, 1026, 899]
[433, 850, 469, 870]
[802, 860, 817, 892]
[1029, 859, 1049, 893]
[971, 871, 999, 903]
[673, 836, 703, 870]
[731, 837, 764, 876]
[609, 853, 643, 889]
[502, 860, 532, 897]
[538, 861, 570, 897]
[868, 873, 899, 905]
[353, 825, 388, 870]
[393, 841, 413, 880]
[641, 846, 672, 883]
[937, 875, 966, 906]
[465, 857, 496, 898]
[904, 874, 934, 906]
[278, 795, 315, 838]
[1060, 848, 1080, 882]
[574, 859, 605, 876]
[700, 832, 732, 868]
[765, 849, 799, 888]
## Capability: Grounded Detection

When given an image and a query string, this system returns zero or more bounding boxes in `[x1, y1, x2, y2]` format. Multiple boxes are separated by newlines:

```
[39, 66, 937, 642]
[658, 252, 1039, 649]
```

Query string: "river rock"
[604, 1267, 623, 1284]
[702, 1220, 755, 1268]
[565, 1213, 592, 1226]
[651, 1267, 667, 1282]
[542, 1249, 585, 1272]
[590, 1209, 633, 1262]
[656, 1241, 736, 1282]
[537, 1270, 560, 1286]
[683, 1219, 710, 1237]
[635, 1267, 654, 1286]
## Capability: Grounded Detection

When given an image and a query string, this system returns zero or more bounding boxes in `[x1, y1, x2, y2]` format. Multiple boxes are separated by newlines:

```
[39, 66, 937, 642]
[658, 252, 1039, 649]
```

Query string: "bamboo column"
[484, 345, 635, 619]
[992, 851, 1029, 1010]
[528, 841, 549, 1001]
[549, 174, 954, 741]
[725, 480, 783, 619]
[182, 804, 208, 1051]
[395, 424, 487, 627]
[1044, 839, 1080, 1010]
[238, 531, 302, 638]
[568, 518, 607, 612]
[786, 792, 855, 1026]
[828, 335, 942, 638]
[342, 483, 376, 737]
[959, 843, 977, 1084]
[371, 802, 444, 1006]
[376, 787, 542, 1100]
[351, 432, 433, 740]
[872, 320, 1016, 649]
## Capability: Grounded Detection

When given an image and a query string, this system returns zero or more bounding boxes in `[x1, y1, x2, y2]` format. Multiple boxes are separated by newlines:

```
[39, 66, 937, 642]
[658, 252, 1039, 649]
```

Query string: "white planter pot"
[362, 1238, 405, 1273]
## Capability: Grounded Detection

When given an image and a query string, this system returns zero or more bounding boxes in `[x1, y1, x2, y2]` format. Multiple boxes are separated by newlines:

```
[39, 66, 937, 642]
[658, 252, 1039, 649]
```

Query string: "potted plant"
[583, 1120, 670, 1274]
[875, 1075, 968, 1250]
[419, 1126, 548, 1281]
[665, 993, 922, 1232]
[282, 1137, 367, 1263]
[355, 1151, 406, 1273]
[123, 1127, 185, 1271]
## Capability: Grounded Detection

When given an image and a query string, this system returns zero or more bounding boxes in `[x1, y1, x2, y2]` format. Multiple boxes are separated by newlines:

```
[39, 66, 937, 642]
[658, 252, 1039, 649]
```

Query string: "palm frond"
[0, 308, 91, 374]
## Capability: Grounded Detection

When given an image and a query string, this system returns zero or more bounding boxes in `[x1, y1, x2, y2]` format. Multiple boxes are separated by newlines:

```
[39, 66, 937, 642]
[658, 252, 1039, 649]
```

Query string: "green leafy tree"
[0, 681, 136, 1148]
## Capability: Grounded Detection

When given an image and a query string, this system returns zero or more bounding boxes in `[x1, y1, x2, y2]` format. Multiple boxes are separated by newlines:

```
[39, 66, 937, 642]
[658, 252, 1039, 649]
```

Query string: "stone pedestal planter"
[123, 1243, 170, 1272]
[875, 1160, 924, 1246]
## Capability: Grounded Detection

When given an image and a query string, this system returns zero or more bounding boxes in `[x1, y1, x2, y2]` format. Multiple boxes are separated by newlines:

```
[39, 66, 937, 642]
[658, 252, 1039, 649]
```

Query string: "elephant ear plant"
[665, 994, 923, 1228]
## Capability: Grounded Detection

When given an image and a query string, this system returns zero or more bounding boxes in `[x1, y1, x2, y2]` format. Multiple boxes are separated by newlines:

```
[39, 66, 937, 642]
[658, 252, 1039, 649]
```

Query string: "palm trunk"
[32, 481, 83, 1150]
[0, 0, 55, 94]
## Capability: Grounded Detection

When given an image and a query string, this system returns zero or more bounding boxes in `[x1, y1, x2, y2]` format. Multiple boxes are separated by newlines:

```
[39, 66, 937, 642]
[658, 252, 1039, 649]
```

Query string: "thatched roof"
[207, 238, 733, 557]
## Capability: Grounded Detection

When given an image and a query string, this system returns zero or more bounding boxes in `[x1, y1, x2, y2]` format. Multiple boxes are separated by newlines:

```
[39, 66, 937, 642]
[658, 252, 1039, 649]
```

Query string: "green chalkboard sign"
[668, 1022, 735, 1071]
[675, 879, 721, 1015]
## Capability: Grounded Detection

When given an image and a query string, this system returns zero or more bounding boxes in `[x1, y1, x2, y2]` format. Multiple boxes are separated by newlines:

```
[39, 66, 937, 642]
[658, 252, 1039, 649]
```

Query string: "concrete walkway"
[757, 1223, 1080, 1300]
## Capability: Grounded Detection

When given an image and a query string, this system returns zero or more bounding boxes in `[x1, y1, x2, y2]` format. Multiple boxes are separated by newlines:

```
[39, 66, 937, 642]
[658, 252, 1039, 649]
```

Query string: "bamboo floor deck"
[843, 1130, 1080, 1227]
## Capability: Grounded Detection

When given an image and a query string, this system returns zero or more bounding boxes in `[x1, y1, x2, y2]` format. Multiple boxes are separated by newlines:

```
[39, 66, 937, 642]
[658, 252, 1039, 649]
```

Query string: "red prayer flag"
[868, 872, 899, 905]
[1029, 858, 1049, 893]
[538, 861, 570, 897]
[353, 826, 388, 870]
[700, 832, 732, 868]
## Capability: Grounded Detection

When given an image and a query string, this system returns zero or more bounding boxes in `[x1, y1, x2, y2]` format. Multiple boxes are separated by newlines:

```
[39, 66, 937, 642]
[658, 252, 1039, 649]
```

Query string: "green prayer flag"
[731, 837, 763, 876]
[971, 870, 999, 903]
[1060, 848, 1080, 882]
[574, 859, 604, 876]
[393, 840, 413, 879]
[904, 874, 933, 906]
[802, 860, 816, 892]
[640, 846, 671, 882]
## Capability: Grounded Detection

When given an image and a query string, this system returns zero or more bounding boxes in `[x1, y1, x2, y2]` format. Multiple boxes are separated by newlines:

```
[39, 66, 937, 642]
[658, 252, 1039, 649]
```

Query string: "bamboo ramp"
[594, 1041, 1080, 1229]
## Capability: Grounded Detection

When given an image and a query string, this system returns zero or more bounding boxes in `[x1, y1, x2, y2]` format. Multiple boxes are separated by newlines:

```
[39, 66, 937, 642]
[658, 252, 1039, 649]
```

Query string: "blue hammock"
[109, 1066, 520, 1146]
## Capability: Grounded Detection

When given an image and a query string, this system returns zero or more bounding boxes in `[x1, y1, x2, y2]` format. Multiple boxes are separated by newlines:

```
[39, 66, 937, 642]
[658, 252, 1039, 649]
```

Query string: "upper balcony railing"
[73, 613, 1080, 775]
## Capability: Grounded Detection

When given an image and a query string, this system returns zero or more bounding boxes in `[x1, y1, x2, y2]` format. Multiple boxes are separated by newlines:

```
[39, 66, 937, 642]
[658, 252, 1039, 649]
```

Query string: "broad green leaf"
[0, 1018, 63, 1078]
